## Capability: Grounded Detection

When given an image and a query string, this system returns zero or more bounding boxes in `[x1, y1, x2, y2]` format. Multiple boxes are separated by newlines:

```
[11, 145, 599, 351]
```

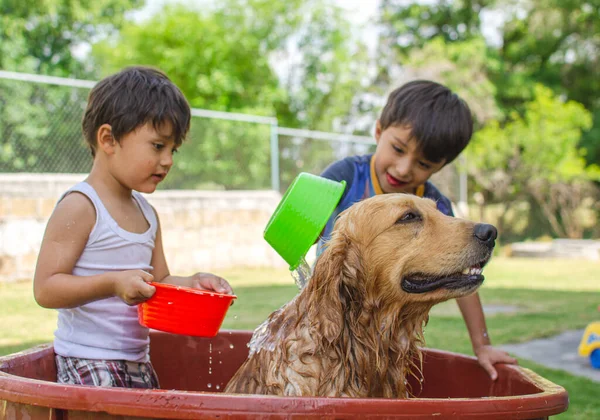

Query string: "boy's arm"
[149, 209, 232, 294]
[33, 193, 154, 308]
[457, 292, 517, 380]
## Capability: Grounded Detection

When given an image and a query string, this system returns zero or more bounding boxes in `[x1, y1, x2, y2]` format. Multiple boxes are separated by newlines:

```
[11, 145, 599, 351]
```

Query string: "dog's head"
[310, 193, 495, 317]
[299, 193, 496, 397]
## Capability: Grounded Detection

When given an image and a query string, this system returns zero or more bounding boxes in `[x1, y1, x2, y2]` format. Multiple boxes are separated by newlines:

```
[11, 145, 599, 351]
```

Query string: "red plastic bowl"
[138, 282, 236, 337]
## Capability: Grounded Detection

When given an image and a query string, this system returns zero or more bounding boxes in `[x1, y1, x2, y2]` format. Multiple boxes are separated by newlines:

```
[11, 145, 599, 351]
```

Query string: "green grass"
[1, 257, 598, 418]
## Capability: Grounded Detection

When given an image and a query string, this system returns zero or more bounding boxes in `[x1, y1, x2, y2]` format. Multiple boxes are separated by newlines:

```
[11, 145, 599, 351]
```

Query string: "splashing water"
[291, 258, 312, 289]
[246, 295, 299, 356]
[246, 316, 275, 357]
[244, 259, 310, 358]
[242, 260, 312, 360]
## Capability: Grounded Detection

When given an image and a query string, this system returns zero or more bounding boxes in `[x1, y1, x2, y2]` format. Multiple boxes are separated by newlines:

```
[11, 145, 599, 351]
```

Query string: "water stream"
[290, 257, 312, 290]
[245, 258, 313, 356]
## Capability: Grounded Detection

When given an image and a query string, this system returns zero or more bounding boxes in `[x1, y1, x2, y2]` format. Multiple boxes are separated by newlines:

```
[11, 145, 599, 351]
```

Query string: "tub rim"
[0, 334, 569, 419]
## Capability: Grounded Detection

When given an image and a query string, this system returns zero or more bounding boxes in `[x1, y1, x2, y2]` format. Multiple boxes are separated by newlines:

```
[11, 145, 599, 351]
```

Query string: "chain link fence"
[0, 77, 92, 174]
[0, 71, 461, 202]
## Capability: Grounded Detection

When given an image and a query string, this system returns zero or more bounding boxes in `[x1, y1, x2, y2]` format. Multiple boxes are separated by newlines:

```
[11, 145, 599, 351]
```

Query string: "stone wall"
[0, 174, 286, 282]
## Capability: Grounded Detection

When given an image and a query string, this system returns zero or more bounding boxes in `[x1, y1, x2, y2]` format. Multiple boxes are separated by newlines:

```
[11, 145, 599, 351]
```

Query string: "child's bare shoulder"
[48, 191, 96, 234]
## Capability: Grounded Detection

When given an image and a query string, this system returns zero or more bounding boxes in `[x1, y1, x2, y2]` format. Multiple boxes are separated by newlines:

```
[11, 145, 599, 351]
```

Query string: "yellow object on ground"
[578, 321, 600, 356]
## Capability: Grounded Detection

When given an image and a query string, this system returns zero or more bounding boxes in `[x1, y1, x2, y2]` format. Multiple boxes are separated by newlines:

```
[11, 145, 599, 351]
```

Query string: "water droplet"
[229, 344, 234, 349]
[207, 383, 212, 388]
[167, 302, 173, 305]
[216, 385, 220, 390]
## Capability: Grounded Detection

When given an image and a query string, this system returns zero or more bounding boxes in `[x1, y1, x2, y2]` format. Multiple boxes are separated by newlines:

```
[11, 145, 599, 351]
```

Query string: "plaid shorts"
[55, 355, 160, 389]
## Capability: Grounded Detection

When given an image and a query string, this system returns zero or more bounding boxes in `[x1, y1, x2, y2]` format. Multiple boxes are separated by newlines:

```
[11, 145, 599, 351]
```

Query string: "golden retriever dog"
[225, 193, 497, 398]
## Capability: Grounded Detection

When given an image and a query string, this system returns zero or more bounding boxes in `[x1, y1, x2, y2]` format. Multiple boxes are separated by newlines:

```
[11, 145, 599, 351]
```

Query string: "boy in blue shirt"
[318, 80, 517, 380]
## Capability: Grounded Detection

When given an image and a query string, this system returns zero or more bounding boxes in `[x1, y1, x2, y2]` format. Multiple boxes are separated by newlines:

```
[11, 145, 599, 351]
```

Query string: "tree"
[0, 0, 144, 76]
[375, 0, 495, 87]
[466, 85, 598, 238]
[93, 1, 369, 190]
[376, 0, 600, 166]
[0, 0, 144, 173]
[401, 37, 500, 125]
[497, 0, 600, 165]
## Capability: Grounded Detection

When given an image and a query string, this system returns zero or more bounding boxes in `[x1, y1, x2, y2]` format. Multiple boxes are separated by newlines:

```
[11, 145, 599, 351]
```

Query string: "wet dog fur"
[225, 193, 496, 398]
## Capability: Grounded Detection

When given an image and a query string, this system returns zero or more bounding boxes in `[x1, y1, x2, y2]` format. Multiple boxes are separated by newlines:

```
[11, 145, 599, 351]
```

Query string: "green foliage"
[467, 84, 597, 238]
[0, 0, 143, 173]
[0, 0, 144, 76]
[1, 0, 599, 228]
[378, 0, 600, 168]
[493, 0, 600, 164]
[160, 119, 272, 190]
[404, 37, 501, 124]
[379, 0, 493, 54]
[93, 0, 369, 190]
[93, 4, 285, 113]
[470, 85, 594, 184]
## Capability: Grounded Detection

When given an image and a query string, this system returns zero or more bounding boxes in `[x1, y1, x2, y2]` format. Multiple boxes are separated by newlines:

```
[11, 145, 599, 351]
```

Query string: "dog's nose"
[473, 223, 497, 248]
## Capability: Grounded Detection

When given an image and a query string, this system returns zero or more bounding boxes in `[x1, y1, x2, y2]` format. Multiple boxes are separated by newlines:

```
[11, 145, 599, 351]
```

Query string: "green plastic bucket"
[264, 173, 345, 270]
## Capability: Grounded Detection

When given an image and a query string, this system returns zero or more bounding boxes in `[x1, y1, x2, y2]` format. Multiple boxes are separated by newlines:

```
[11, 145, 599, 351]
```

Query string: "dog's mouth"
[401, 257, 489, 294]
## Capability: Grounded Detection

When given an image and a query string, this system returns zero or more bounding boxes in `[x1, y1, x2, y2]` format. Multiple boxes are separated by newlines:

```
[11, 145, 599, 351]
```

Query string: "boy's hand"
[113, 270, 156, 305]
[190, 272, 233, 295]
[474, 344, 518, 380]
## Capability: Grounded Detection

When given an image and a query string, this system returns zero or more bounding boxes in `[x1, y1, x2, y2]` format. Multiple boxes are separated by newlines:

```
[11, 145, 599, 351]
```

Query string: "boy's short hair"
[379, 80, 473, 164]
[82, 66, 191, 157]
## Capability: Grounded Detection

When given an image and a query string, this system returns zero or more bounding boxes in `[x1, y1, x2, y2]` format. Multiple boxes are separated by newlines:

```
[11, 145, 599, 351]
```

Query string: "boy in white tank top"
[33, 66, 234, 389]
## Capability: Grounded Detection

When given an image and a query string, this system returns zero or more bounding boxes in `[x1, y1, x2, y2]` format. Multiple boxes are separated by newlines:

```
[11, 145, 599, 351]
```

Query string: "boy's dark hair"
[379, 80, 473, 164]
[82, 66, 191, 157]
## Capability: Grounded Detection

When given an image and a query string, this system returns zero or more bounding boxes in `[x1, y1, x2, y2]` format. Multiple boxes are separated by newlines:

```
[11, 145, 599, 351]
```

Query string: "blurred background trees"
[0, 0, 598, 239]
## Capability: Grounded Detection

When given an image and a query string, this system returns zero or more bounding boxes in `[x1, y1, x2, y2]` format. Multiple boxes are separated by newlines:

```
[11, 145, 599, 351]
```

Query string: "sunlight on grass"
[0, 282, 57, 352]
[214, 266, 292, 287]
[483, 257, 600, 291]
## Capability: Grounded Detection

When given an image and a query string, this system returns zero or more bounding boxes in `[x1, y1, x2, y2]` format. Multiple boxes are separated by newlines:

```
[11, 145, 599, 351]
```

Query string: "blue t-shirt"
[317, 154, 454, 255]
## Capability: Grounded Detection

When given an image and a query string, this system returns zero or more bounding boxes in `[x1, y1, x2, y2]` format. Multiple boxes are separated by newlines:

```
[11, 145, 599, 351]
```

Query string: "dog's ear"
[306, 232, 366, 344]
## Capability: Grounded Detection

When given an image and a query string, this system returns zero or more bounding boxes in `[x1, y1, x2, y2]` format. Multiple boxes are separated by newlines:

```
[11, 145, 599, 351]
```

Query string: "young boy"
[318, 80, 517, 380]
[33, 66, 233, 388]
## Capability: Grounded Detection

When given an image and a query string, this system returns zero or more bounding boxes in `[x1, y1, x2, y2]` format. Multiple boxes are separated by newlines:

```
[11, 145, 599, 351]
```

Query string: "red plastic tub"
[138, 282, 236, 337]
[0, 330, 568, 419]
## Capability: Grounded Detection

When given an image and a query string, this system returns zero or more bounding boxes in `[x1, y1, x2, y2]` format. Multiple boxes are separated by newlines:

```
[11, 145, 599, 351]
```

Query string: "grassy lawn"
[1, 257, 598, 419]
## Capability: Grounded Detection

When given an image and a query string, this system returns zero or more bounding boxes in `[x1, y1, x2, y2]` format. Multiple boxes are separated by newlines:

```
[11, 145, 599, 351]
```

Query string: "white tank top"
[53, 182, 157, 362]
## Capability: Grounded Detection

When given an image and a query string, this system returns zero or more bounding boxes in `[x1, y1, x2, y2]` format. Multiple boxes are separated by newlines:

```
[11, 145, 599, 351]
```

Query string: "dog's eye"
[396, 211, 421, 224]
